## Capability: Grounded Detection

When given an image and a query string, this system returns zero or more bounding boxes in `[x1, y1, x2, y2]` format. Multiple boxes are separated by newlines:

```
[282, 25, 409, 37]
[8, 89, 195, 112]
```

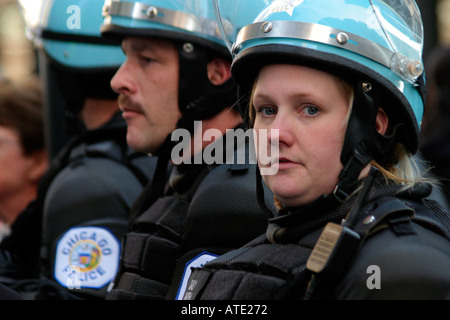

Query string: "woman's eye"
[304, 105, 320, 116]
[258, 106, 277, 116]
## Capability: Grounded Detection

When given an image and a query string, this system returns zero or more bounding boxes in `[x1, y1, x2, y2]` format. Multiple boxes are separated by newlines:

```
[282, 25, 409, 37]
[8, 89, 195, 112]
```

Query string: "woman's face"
[252, 64, 351, 208]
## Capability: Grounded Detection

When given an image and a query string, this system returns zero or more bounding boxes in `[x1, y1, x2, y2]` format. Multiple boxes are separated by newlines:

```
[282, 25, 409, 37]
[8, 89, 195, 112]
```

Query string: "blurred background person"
[0, 76, 47, 240]
[0, 76, 48, 299]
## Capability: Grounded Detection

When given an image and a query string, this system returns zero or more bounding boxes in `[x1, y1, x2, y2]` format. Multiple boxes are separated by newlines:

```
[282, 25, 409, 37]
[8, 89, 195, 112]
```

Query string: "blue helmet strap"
[176, 42, 237, 133]
[334, 79, 394, 202]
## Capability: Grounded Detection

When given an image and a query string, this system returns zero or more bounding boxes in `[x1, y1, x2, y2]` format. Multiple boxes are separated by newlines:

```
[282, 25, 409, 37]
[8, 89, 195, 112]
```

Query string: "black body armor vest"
[183, 181, 450, 300]
[106, 137, 273, 300]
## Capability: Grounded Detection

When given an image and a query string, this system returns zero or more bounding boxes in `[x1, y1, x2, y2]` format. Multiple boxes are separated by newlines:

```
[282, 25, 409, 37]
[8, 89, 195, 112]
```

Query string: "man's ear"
[206, 57, 232, 86]
[26, 149, 49, 182]
[375, 107, 389, 135]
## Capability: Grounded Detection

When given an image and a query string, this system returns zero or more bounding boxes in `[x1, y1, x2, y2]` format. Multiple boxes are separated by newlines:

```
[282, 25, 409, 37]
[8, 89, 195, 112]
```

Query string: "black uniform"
[0, 113, 156, 300]
[183, 171, 450, 300]
[106, 128, 272, 300]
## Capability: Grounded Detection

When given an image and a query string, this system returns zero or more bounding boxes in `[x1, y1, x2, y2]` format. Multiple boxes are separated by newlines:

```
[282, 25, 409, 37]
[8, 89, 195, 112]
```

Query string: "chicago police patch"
[54, 226, 120, 289]
[175, 251, 218, 300]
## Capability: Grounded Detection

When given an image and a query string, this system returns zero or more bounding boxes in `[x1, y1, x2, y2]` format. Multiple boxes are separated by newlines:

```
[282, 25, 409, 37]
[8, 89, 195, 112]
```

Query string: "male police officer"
[100, 0, 271, 299]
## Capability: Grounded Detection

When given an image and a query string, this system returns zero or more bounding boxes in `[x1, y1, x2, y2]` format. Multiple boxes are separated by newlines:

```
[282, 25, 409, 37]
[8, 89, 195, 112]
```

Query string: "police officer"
[183, 0, 450, 300]
[9, 0, 157, 300]
[100, 0, 270, 300]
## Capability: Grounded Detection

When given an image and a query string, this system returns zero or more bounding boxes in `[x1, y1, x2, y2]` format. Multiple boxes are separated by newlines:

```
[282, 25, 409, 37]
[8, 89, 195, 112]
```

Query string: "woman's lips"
[271, 157, 300, 170]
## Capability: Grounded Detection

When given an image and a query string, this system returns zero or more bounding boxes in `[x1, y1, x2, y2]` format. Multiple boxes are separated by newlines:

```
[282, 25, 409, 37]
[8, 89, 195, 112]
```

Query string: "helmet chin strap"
[334, 79, 394, 203]
[176, 42, 237, 134]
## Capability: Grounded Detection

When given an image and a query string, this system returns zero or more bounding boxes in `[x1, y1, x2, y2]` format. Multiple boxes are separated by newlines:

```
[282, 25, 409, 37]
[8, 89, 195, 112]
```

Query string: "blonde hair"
[372, 145, 436, 190]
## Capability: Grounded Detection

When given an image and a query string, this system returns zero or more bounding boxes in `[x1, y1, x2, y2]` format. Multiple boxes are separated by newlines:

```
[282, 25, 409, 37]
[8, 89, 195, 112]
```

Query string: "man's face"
[111, 36, 181, 154]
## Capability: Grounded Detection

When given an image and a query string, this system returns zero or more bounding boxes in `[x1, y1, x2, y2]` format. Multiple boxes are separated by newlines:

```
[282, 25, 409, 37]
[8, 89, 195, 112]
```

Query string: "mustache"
[118, 94, 144, 113]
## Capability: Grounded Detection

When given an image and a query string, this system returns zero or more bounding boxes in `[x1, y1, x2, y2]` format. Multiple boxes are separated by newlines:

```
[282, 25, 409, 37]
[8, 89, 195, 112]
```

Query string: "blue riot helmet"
[214, 0, 426, 200]
[100, 0, 239, 133]
[21, 0, 126, 157]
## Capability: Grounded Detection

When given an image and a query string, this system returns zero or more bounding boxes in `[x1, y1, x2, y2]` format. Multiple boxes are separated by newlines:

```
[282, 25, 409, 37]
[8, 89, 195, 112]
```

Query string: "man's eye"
[140, 56, 153, 63]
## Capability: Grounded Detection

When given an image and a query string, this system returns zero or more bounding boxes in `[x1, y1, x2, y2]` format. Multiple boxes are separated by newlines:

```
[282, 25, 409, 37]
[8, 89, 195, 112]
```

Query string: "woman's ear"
[375, 107, 389, 135]
[206, 57, 232, 86]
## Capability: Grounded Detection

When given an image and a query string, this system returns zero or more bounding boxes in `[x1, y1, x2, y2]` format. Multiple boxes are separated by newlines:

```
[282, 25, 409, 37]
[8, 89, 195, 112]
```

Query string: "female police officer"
[182, 0, 450, 299]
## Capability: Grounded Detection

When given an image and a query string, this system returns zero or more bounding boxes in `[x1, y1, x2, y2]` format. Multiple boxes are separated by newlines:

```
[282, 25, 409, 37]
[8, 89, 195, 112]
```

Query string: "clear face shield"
[213, 0, 424, 85]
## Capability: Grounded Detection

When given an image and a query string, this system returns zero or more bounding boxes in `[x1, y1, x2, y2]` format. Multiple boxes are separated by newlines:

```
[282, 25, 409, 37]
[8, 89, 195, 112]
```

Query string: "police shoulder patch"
[175, 251, 218, 300]
[54, 226, 120, 289]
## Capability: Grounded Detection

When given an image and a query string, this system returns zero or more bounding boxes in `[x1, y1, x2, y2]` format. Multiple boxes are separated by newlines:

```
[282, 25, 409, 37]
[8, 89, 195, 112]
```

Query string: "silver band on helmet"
[103, 1, 222, 43]
[233, 20, 423, 84]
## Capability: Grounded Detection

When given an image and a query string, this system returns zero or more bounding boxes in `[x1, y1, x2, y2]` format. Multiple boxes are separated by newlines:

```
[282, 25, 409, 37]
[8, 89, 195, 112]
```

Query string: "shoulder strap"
[354, 196, 416, 238]
[304, 195, 416, 300]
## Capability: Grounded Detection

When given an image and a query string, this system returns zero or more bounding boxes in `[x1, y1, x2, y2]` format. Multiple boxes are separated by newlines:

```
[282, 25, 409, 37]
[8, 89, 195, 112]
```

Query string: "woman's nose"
[268, 111, 294, 147]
